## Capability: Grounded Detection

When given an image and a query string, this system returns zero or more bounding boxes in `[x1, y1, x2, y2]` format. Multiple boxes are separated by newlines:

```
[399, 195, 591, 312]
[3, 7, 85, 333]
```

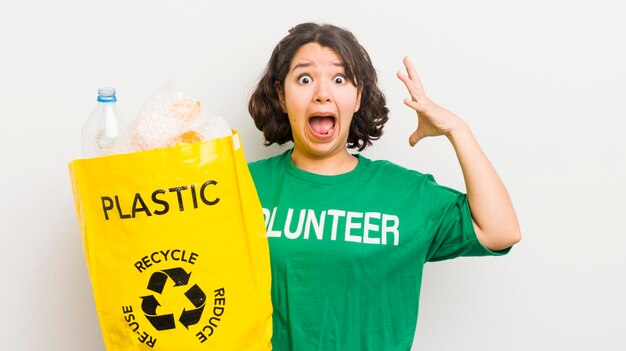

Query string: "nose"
[314, 81, 332, 103]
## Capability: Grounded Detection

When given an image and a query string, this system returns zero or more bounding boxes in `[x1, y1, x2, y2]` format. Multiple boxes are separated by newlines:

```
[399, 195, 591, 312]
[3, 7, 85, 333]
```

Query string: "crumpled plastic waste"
[112, 82, 232, 153]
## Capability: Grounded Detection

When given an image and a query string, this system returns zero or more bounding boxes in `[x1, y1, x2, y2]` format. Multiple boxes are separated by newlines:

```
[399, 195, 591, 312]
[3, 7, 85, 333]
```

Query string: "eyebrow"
[290, 61, 344, 73]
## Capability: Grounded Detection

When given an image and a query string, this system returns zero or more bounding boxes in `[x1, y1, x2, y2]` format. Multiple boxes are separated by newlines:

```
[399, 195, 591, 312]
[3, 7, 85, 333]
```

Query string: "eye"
[334, 75, 346, 84]
[298, 75, 312, 84]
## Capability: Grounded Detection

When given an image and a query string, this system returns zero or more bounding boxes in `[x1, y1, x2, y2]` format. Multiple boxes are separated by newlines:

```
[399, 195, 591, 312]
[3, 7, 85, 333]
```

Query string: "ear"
[275, 81, 287, 113]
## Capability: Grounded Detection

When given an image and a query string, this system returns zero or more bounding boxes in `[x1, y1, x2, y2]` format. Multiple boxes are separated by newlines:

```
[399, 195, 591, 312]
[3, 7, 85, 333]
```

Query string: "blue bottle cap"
[97, 87, 117, 102]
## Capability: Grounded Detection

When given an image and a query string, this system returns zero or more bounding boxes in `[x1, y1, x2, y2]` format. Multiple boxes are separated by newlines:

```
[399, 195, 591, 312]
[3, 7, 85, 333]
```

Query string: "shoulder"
[358, 155, 462, 200]
[247, 150, 290, 184]
[358, 155, 434, 183]
[248, 151, 286, 170]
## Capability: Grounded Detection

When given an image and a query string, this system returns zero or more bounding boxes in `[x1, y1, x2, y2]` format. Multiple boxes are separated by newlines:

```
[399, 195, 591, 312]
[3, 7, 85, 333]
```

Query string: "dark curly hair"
[248, 23, 389, 151]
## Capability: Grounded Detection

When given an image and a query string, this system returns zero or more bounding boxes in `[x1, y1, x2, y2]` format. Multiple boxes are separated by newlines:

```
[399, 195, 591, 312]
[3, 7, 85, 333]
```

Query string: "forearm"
[446, 121, 521, 251]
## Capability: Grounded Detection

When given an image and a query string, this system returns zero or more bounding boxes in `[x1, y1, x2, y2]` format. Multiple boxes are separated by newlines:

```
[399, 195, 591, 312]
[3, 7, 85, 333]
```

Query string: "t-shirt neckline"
[282, 149, 369, 185]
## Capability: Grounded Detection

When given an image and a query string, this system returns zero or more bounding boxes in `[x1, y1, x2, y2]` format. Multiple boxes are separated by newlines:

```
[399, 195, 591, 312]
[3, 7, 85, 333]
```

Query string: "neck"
[290, 148, 358, 175]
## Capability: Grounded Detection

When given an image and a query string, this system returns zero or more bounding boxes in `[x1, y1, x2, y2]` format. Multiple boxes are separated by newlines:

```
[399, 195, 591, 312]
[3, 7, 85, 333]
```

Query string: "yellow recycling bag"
[68, 131, 272, 350]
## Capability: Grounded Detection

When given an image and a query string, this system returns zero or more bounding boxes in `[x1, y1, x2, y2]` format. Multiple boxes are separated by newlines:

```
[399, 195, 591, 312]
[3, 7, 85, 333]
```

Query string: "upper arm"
[472, 218, 520, 252]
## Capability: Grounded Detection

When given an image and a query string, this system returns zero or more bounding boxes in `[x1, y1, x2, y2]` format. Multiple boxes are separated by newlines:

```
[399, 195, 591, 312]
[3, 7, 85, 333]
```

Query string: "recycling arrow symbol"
[140, 267, 206, 331]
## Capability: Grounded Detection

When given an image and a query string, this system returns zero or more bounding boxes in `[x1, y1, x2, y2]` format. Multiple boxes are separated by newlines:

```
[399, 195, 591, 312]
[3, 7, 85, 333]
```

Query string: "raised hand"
[396, 56, 464, 146]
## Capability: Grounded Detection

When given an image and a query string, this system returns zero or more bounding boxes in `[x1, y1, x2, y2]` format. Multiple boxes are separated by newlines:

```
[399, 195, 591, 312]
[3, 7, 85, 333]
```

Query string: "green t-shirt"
[248, 149, 509, 351]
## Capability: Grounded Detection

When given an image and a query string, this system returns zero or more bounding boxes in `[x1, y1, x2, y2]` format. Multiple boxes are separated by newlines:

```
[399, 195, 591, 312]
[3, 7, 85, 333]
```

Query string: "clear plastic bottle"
[82, 87, 124, 158]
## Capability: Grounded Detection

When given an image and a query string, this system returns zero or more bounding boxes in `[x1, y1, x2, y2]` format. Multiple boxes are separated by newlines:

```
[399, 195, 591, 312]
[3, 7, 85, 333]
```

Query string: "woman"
[248, 22, 520, 350]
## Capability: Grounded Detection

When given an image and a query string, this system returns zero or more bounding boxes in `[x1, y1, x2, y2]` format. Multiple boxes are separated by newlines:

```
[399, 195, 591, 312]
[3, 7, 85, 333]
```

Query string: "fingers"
[397, 71, 422, 103]
[399, 56, 427, 147]
[397, 57, 426, 104]
[402, 56, 425, 91]
[403, 97, 421, 112]
[409, 129, 422, 147]
[403, 98, 424, 147]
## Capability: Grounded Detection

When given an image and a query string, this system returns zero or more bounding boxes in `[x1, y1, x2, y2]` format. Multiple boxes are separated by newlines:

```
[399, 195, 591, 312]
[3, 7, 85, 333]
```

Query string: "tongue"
[309, 116, 335, 135]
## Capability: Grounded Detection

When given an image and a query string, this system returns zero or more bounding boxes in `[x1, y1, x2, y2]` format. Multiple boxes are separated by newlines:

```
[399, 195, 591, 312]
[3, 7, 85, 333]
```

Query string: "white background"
[1, 0, 625, 350]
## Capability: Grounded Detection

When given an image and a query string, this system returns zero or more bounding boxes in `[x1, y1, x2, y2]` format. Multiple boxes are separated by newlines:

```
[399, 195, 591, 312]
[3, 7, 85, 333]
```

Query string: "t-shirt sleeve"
[423, 176, 511, 262]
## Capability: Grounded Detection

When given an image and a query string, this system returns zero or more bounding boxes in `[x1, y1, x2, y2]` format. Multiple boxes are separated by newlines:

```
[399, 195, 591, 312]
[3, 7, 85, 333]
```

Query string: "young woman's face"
[278, 43, 361, 161]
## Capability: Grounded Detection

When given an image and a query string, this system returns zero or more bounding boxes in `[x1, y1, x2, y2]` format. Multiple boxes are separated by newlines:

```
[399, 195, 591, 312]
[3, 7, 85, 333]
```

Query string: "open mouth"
[309, 115, 336, 136]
